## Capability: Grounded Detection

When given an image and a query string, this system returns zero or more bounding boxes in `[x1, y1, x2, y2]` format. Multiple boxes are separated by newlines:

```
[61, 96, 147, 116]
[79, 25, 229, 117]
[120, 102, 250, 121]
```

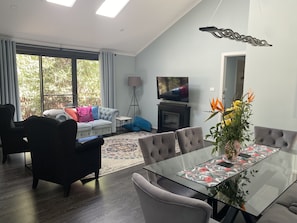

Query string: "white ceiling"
[0, 0, 202, 55]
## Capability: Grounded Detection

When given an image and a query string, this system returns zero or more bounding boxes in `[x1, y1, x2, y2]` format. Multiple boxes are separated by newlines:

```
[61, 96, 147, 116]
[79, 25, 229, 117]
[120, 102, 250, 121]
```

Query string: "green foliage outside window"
[16, 54, 101, 120]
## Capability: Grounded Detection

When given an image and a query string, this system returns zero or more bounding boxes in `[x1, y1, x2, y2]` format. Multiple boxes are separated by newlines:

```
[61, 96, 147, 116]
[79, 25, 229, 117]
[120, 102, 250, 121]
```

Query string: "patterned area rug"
[99, 131, 153, 176]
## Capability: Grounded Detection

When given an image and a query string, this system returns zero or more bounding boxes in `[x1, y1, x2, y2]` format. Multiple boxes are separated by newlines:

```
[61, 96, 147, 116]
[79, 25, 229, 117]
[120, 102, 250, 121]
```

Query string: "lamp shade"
[128, 76, 142, 87]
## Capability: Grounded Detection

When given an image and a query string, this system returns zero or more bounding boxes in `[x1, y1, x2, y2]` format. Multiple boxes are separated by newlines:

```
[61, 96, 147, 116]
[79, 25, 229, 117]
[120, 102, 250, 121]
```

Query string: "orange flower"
[248, 90, 255, 103]
[216, 98, 224, 112]
[210, 98, 224, 112]
[210, 98, 217, 111]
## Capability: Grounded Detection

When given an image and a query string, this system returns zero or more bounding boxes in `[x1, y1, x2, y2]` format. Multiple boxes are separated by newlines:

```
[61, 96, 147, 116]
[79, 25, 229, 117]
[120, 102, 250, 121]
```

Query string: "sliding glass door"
[16, 46, 100, 120]
[42, 56, 73, 110]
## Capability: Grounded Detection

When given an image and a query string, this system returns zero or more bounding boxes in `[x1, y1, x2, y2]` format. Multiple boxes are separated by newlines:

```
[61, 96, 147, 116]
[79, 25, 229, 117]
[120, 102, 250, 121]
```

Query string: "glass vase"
[224, 140, 241, 162]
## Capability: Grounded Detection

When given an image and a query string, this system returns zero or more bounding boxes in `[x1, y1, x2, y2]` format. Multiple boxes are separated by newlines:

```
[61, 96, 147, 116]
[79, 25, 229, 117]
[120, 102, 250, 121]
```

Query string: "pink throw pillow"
[76, 106, 94, 122]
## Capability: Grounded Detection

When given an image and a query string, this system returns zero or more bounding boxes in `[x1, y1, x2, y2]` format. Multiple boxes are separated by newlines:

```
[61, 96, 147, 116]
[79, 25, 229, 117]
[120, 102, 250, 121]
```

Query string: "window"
[77, 59, 101, 106]
[42, 56, 73, 110]
[16, 44, 100, 120]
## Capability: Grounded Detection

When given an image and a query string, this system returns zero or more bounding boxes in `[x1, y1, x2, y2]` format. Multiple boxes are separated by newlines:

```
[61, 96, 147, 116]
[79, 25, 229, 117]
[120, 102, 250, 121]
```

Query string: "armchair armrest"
[75, 136, 104, 152]
[99, 106, 119, 133]
[14, 120, 25, 127]
[9, 126, 27, 138]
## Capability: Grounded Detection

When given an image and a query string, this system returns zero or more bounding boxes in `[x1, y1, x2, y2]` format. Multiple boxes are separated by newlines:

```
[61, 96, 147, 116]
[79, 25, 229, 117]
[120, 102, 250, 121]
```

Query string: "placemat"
[177, 144, 279, 187]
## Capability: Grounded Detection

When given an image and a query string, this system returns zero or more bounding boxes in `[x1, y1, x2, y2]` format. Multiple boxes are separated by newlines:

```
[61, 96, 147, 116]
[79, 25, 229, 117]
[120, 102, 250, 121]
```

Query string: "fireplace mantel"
[157, 102, 190, 132]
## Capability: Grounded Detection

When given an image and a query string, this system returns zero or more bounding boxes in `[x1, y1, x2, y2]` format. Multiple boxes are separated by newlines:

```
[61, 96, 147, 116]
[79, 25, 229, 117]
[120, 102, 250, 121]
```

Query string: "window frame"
[16, 43, 99, 111]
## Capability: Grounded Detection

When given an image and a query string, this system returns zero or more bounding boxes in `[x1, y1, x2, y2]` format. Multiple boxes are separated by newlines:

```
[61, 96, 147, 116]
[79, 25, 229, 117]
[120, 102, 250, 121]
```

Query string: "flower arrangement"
[206, 90, 255, 160]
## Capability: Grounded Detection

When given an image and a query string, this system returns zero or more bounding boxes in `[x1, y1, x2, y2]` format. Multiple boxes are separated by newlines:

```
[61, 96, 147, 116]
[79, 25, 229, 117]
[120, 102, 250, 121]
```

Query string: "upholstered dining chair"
[0, 104, 29, 163]
[176, 126, 205, 154]
[132, 173, 219, 223]
[138, 131, 205, 199]
[254, 126, 297, 153]
[253, 126, 297, 196]
[24, 116, 104, 197]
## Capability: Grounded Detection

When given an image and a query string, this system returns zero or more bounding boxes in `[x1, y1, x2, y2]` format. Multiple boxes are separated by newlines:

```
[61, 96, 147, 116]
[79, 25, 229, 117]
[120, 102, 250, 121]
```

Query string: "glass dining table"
[143, 144, 297, 223]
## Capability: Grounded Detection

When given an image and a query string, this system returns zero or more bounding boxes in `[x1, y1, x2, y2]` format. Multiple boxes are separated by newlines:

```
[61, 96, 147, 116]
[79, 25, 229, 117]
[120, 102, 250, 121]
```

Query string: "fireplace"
[158, 102, 190, 132]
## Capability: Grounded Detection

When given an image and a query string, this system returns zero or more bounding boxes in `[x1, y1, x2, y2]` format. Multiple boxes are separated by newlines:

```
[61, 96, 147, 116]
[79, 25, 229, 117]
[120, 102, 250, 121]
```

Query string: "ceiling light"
[46, 0, 76, 7]
[96, 0, 130, 18]
[199, 26, 272, 47]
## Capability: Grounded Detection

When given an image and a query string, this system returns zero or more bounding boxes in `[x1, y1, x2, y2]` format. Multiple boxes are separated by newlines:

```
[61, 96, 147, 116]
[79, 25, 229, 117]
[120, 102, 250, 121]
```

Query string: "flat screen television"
[156, 76, 189, 102]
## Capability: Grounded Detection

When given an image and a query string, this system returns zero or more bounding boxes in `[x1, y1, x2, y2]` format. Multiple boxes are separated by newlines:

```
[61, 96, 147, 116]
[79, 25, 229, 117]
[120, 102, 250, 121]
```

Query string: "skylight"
[96, 0, 130, 18]
[46, 0, 76, 7]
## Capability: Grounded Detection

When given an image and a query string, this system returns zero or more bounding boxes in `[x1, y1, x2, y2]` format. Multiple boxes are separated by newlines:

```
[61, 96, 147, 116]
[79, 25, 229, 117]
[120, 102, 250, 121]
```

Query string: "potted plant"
[206, 90, 255, 161]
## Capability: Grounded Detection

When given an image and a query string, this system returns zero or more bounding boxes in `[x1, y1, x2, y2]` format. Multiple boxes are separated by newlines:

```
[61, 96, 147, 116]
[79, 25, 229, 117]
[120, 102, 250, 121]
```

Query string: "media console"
[157, 102, 190, 132]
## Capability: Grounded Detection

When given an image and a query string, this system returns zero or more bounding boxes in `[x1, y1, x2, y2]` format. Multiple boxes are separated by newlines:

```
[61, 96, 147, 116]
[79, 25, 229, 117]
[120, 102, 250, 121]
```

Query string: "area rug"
[99, 131, 153, 176]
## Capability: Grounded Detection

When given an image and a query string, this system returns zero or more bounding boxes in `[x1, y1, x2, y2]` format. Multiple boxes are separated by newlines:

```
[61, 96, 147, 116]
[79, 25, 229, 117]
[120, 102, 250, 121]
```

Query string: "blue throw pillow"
[92, 106, 99, 120]
[133, 116, 152, 132]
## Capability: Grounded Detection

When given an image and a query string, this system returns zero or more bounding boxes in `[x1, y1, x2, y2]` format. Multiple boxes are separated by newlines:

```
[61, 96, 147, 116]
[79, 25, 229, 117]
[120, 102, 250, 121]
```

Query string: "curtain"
[0, 39, 21, 121]
[99, 50, 116, 108]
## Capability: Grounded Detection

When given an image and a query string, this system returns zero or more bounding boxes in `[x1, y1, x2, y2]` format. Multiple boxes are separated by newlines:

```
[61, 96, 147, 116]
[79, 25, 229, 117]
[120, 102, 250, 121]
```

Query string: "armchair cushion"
[76, 136, 104, 152]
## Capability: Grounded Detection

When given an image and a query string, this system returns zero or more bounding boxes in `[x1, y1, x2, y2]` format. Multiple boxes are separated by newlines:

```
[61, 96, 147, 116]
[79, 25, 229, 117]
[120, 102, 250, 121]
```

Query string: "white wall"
[134, 0, 249, 133]
[244, 0, 297, 130]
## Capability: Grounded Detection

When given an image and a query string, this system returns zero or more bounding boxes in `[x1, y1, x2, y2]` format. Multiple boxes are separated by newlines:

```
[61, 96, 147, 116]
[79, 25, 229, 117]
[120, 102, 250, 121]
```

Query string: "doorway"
[219, 52, 246, 108]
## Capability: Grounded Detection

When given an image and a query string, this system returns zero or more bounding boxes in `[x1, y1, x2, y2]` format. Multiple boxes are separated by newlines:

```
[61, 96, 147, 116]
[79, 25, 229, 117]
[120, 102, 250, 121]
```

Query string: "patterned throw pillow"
[76, 106, 94, 122]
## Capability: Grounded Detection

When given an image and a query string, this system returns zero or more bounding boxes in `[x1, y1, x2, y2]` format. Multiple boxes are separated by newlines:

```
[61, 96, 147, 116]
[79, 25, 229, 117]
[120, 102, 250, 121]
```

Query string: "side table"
[116, 116, 132, 133]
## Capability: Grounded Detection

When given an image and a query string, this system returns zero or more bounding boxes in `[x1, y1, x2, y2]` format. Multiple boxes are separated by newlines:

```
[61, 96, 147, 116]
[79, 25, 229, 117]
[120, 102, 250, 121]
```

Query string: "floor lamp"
[127, 76, 142, 118]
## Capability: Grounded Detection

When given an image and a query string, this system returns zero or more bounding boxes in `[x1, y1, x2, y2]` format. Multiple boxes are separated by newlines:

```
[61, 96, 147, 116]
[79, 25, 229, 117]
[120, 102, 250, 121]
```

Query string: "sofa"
[43, 106, 119, 139]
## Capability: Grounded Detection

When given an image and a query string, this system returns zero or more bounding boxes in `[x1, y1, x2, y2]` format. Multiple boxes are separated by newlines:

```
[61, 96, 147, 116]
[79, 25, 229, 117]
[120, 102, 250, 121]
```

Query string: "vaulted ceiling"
[0, 0, 202, 55]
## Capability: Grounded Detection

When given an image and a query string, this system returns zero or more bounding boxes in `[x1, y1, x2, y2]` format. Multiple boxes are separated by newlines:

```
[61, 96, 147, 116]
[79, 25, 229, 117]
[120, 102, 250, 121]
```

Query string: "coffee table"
[143, 145, 297, 223]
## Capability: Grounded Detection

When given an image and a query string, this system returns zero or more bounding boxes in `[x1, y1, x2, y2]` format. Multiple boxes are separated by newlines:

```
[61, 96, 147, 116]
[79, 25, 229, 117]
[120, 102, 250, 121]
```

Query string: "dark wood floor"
[0, 152, 247, 223]
[0, 153, 146, 223]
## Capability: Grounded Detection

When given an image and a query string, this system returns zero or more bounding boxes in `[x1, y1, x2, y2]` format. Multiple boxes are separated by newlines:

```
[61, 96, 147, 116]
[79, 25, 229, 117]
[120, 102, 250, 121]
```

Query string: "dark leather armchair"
[24, 116, 104, 197]
[0, 104, 29, 163]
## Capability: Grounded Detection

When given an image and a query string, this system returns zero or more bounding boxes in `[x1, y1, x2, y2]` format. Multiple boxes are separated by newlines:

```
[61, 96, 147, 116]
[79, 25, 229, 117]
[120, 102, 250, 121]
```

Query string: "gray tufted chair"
[176, 127, 205, 154]
[132, 173, 219, 223]
[257, 182, 297, 223]
[138, 131, 176, 184]
[138, 132, 206, 199]
[254, 126, 297, 153]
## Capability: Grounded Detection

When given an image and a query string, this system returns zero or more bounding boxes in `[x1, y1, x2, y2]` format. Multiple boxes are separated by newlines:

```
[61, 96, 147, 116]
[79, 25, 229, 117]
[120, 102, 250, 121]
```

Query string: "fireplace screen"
[162, 111, 180, 129]
[157, 102, 190, 132]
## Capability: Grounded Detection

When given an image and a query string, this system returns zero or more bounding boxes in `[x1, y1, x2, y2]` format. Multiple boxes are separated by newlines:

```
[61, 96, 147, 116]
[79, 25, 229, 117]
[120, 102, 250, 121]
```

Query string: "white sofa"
[43, 106, 119, 139]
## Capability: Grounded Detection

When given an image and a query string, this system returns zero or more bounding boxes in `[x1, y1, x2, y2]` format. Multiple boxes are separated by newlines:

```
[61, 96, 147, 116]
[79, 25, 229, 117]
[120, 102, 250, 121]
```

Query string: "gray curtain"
[0, 39, 21, 121]
[99, 50, 116, 108]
